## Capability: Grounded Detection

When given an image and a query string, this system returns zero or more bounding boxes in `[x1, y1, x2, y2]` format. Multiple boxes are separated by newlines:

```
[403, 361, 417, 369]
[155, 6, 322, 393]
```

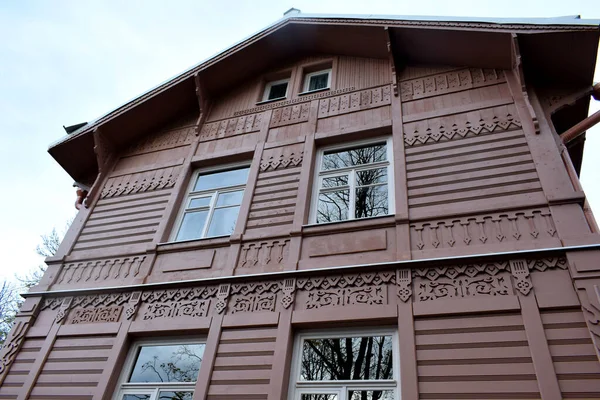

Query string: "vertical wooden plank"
[399, 302, 419, 400]
[520, 294, 562, 399]
[95, 321, 131, 400]
[267, 309, 294, 400]
[194, 315, 223, 400]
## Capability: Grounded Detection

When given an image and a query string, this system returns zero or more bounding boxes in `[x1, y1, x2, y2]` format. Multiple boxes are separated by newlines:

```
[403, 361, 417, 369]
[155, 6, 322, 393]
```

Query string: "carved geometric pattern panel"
[200, 113, 262, 141]
[270, 103, 310, 128]
[318, 84, 392, 118]
[101, 165, 181, 199]
[123, 115, 197, 156]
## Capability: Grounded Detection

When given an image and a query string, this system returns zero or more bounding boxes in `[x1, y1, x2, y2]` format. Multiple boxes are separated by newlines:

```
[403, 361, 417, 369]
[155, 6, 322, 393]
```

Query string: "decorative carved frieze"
[318, 85, 392, 119]
[55, 297, 73, 324]
[0, 320, 29, 375]
[229, 281, 281, 314]
[400, 68, 505, 102]
[238, 239, 290, 269]
[270, 103, 310, 128]
[510, 259, 532, 295]
[200, 113, 262, 141]
[403, 111, 522, 146]
[55, 256, 147, 285]
[123, 123, 196, 156]
[396, 269, 412, 302]
[232, 87, 356, 117]
[143, 300, 210, 320]
[410, 209, 557, 251]
[281, 278, 296, 309]
[101, 167, 180, 198]
[259, 152, 303, 172]
[70, 306, 122, 324]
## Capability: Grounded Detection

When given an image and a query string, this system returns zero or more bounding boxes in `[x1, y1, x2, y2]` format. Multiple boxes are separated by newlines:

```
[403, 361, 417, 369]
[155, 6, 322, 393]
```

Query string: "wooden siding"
[207, 327, 277, 400]
[415, 313, 541, 399]
[0, 338, 43, 399]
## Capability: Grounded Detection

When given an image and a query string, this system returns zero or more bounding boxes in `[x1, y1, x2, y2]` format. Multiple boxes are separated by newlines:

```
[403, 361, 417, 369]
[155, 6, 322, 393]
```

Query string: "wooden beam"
[385, 27, 399, 97]
[511, 33, 540, 134]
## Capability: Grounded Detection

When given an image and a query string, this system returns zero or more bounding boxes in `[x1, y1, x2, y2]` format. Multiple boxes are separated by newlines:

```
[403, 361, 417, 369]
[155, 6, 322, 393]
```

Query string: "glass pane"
[322, 144, 386, 171]
[268, 82, 288, 100]
[355, 185, 388, 219]
[216, 190, 244, 207]
[348, 391, 394, 400]
[301, 395, 338, 400]
[300, 336, 393, 381]
[175, 210, 208, 241]
[194, 167, 249, 192]
[188, 197, 211, 209]
[207, 206, 240, 237]
[322, 175, 348, 188]
[129, 344, 205, 383]
[122, 395, 151, 400]
[158, 391, 194, 400]
[317, 190, 349, 223]
[308, 73, 329, 91]
[356, 168, 387, 186]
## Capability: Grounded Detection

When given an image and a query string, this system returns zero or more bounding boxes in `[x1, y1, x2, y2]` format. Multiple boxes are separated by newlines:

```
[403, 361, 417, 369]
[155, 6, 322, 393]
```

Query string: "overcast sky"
[0, 0, 598, 283]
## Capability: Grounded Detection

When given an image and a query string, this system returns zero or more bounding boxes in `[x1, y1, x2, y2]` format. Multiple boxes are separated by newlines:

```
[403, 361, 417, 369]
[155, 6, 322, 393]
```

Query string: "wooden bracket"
[194, 72, 209, 135]
[385, 27, 399, 97]
[511, 33, 539, 134]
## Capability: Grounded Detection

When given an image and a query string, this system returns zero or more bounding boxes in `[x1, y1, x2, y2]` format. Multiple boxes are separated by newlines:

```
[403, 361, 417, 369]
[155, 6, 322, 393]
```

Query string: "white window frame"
[302, 69, 332, 93]
[170, 162, 250, 242]
[113, 338, 206, 400]
[263, 78, 290, 101]
[288, 328, 400, 400]
[309, 137, 395, 225]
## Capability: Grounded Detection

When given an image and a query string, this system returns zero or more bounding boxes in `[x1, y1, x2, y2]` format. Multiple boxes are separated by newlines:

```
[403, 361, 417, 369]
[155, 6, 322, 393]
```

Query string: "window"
[311, 139, 394, 224]
[173, 165, 250, 241]
[263, 78, 290, 101]
[114, 340, 206, 400]
[289, 330, 398, 400]
[302, 69, 331, 93]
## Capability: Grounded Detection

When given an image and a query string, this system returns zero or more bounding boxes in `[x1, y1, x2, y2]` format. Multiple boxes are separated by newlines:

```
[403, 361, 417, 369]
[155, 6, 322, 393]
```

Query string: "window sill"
[298, 87, 330, 96]
[157, 235, 231, 253]
[302, 215, 396, 236]
[256, 97, 287, 105]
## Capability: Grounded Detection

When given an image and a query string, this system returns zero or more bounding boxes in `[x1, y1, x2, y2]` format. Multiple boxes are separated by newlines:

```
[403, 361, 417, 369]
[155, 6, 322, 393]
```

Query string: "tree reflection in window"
[348, 390, 394, 400]
[316, 143, 390, 223]
[301, 395, 338, 400]
[129, 344, 205, 383]
[300, 336, 393, 381]
[158, 391, 193, 400]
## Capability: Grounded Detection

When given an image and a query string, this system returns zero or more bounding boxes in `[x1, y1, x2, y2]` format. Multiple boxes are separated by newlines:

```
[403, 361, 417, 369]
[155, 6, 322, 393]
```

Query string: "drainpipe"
[561, 82, 600, 144]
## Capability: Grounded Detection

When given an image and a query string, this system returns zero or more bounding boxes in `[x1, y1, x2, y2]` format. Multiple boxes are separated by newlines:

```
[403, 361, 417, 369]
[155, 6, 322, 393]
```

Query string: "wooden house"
[2, 10, 600, 400]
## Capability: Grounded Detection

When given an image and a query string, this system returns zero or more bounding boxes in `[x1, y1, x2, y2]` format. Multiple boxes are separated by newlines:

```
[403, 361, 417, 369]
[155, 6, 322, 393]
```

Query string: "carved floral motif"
[55, 256, 147, 285]
[317, 85, 392, 118]
[70, 306, 122, 324]
[101, 167, 180, 198]
[143, 301, 210, 320]
[229, 281, 281, 314]
[400, 68, 504, 101]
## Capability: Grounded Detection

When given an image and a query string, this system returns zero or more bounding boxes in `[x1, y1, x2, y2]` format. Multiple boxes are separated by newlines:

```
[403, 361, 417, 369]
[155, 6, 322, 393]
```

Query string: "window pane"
[216, 190, 244, 207]
[317, 190, 349, 223]
[300, 336, 393, 381]
[268, 82, 288, 100]
[158, 391, 194, 400]
[129, 344, 205, 383]
[176, 210, 208, 241]
[322, 175, 348, 188]
[123, 395, 151, 400]
[308, 73, 329, 91]
[207, 206, 240, 237]
[356, 168, 387, 186]
[348, 391, 394, 400]
[322, 144, 386, 171]
[194, 167, 249, 192]
[188, 197, 211, 209]
[301, 395, 338, 400]
[355, 185, 388, 219]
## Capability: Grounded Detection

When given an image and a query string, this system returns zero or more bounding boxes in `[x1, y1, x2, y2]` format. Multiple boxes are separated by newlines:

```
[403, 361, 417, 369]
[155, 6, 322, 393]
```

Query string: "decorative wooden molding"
[410, 209, 557, 251]
[124, 291, 142, 320]
[403, 109, 522, 146]
[385, 27, 399, 97]
[317, 85, 391, 119]
[281, 278, 296, 309]
[143, 300, 210, 320]
[259, 152, 303, 172]
[55, 256, 147, 285]
[238, 239, 290, 269]
[0, 320, 29, 377]
[101, 166, 180, 198]
[269, 103, 310, 128]
[396, 269, 412, 302]
[509, 259, 533, 295]
[577, 284, 600, 359]
[511, 34, 540, 134]
[123, 123, 195, 156]
[400, 68, 505, 102]
[229, 281, 280, 314]
[232, 87, 356, 117]
[54, 297, 73, 324]
[215, 283, 231, 314]
[199, 113, 262, 141]
[70, 306, 122, 324]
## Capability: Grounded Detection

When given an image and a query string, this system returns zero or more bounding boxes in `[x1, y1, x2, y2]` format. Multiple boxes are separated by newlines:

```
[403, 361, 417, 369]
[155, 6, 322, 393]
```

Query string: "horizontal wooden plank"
[93, 197, 169, 215]
[255, 173, 300, 188]
[554, 360, 600, 375]
[246, 215, 294, 227]
[402, 96, 514, 123]
[36, 373, 101, 384]
[220, 328, 277, 341]
[218, 342, 276, 354]
[76, 225, 157, 243]
[248, 207, 295, 220]
[96, 188, 172, 206]
[251, 191, 297, 204]
[546, 327, 594, 341]
[21, 338, 45, 349]
[417, 346, 531, 362]
[418, 380, 540, 394]
[408, 171, 539, 198]
[85, 211, 163, 228]
[418, 362, 536, 377]
[541, 309, 585, 325]
[29, 386, 96, 397]
[42, 361, 105, 373]
[415, 313, 522, 332]
[559, 379, 600, 394]
[258, 166, 302, 179]
[549, 343, 597, 358]
[214, 355, 273, 368]
[81, 218, 159, 235]
[253, 182, 299, 195]
[1, 375, 25, 385]
[416, 330, 528, 347]
[208, 384, 270, 396]
[72, 235, 154, 251]
[211, 369, 272, 382]
[88, 203, 166, 220]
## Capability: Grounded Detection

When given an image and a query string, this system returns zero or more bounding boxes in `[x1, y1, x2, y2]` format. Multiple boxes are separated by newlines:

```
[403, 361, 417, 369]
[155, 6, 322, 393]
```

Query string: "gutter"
[23, 243, 600, 298]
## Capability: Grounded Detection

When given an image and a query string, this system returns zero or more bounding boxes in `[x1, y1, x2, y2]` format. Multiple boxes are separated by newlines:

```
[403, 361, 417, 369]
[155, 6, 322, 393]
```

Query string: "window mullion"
[201, 191, 217, 238]
[349, 169, 356, 220]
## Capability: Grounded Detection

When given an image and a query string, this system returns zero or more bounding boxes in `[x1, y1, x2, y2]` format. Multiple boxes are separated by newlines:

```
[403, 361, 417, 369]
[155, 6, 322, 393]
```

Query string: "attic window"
[303, 69, 331, 93]
[263, 78, 289, 101]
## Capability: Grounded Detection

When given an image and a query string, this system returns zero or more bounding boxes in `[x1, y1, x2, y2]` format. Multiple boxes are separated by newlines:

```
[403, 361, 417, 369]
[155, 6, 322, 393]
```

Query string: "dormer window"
[263, 78, 289, 101]
[303, 69, 331, 93]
